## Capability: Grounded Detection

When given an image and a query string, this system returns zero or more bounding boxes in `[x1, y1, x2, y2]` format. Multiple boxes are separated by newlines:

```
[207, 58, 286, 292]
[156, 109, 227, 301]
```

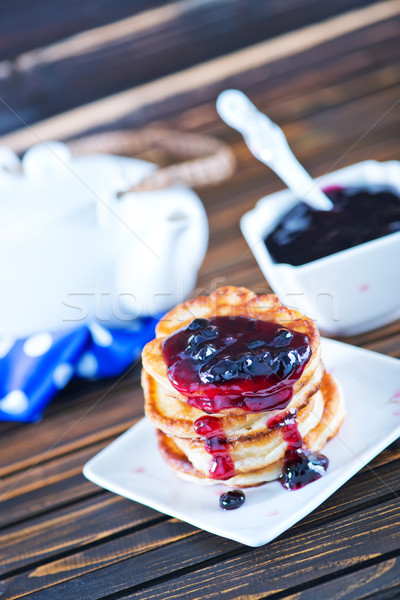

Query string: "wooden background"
[0, 1, 400, 599]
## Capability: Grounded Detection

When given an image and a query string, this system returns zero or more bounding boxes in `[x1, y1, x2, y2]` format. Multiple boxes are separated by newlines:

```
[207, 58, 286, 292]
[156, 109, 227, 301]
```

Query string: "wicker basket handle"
[66, 127, 235, 194]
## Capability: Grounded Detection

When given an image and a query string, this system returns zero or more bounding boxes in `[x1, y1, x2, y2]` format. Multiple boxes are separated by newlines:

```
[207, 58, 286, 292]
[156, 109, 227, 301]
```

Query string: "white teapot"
[0, 142, 208, 337]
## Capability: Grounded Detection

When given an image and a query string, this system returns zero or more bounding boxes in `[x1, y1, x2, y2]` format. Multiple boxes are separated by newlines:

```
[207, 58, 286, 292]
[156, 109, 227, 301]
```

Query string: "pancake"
[156, 373, 345, 487]
[170, 386, 325, 474]
[142, 286, 321, 413]
[141, 286, 345, 488]
[304, 373, 346, 451]
[143, 359, 325, 439]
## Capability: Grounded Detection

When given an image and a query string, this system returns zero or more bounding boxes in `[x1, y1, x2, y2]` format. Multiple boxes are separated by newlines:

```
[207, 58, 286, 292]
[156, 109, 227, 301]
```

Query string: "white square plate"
[83, 338, 400, 547]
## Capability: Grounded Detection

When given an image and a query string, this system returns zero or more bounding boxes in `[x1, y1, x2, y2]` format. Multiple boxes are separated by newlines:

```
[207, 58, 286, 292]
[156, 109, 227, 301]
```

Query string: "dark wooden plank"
[0, 0, 168, 59]
[1, 0, 399, 148]
[283, 556, 400, 600]
[0, 0, 376, 60]
[0, 493, 164, 577]
[1, 520, 200, 600]
[2, 447, 400, 596]
[0, 376, 143, 477]
[0, 0, 380, 133]
[364, 335, 400, 358]
[0, 443, 107, 528]
[4, 496, 400, 600]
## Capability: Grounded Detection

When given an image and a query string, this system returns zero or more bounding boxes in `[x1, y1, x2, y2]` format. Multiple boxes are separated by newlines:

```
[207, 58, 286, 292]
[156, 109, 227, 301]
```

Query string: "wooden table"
[1, 1, 400, 598]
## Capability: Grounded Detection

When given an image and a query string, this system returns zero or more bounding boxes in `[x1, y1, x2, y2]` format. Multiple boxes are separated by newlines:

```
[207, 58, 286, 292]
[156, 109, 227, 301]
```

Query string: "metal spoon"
[216, 89, 333, 211]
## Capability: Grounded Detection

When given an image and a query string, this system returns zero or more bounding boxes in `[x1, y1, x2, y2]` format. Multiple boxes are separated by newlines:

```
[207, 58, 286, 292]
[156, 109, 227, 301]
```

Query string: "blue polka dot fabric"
[0, 319, 159, 422]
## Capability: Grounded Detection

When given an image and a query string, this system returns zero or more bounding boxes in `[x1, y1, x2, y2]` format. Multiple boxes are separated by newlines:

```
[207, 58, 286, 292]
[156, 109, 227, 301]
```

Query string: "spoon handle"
[216, 89, 332, 211]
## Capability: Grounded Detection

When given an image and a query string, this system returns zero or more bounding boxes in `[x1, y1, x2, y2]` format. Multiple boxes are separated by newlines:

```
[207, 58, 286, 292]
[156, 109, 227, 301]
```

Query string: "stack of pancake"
[142, 286, 345, 487]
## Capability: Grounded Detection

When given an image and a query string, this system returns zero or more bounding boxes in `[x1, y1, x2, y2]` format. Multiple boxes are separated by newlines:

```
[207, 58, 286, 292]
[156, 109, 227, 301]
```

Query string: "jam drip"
[267, 413, 328, 490]
[163, 316, 311, 414]
[265, 185, 400, 266]
[194, 415, 235, 480]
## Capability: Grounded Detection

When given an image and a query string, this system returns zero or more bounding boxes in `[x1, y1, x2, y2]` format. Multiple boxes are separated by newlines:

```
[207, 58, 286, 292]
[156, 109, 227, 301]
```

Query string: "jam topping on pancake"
[193, 415, 235, 479]
[143, 287, 341, 492]
[162, 316, 311, 414]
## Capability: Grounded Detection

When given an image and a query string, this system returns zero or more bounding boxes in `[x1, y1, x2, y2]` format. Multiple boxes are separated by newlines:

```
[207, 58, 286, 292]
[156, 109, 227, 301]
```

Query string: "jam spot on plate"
[219, 489, 246, 510]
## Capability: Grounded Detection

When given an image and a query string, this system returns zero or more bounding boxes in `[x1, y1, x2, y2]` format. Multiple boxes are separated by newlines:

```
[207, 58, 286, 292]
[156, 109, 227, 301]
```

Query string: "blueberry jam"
[194, 415, 235, 479]
[203, 431, 234, 480]
[193, 415, 224, 436]
[204, 435, 230, 455]
[219, 489, 246, 510]
[162, 316, 311, 414]
[267, 414, 329, 490]
[281, 447, 329, 490]
[265, 185, 400, 266]
[209, 455, 236, 480]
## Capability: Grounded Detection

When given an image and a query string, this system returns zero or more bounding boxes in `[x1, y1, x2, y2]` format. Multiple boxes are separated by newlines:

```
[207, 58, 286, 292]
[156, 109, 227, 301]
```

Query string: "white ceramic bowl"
[240, 160, 400, 336]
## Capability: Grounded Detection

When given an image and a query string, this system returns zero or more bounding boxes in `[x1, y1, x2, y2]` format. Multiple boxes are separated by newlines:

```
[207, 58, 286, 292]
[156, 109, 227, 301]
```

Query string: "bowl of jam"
[241, 160, 400, 335]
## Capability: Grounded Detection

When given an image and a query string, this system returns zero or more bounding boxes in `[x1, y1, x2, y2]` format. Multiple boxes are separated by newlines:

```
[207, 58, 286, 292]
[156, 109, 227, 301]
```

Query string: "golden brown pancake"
[156, 373, 345, 487]
[141, 286, 345, 487]
[143, 359, 325, 439]
[142, 286, 321, 413]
